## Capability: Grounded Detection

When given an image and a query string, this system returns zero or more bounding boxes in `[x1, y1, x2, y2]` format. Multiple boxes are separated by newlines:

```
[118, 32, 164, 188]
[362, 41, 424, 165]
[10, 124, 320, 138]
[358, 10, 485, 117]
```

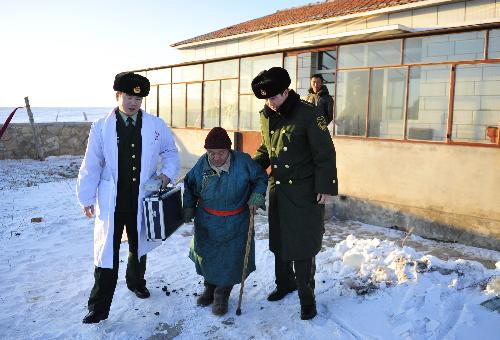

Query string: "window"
[406, 65, 450, 141]
[239, 95, 264, 131]
[339, 40, 401, 68]
[404, 31, 485, 64]
[146, 85, 158, 115]
[368, 68, 407, 139]
[284, 55, 297, 91]
[240, 53, 282, 94]
[204, 60, 239, 80]
[220, 79, 238, 130]
[172, 84, 186, 128]
[452, 63, 500, 144]
[203, 81, 220, 129]
[186, 83, 202, 128]
[314, 50, 337, 95]
[158, 84, 171, 125]
[335, 70, 369, 136]
[147, 68, 171, 85]
[239, 53, 282, 131]
[172, 65, 203, 83]
[488, 29, 500, 59]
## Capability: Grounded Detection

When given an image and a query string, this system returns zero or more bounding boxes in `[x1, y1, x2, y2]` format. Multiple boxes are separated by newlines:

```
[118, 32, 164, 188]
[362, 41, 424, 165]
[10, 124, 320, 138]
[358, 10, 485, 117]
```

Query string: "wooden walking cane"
[236, 210, 255, 315]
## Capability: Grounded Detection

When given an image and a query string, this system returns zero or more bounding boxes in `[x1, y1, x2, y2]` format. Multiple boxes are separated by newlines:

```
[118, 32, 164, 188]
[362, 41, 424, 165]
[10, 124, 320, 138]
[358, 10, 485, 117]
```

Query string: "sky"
[0, 0, 314, 107]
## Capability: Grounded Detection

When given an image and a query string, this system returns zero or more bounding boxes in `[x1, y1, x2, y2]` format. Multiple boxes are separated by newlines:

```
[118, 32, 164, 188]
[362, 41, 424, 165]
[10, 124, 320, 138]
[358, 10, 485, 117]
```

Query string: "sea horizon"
[0, 107, 113, 124]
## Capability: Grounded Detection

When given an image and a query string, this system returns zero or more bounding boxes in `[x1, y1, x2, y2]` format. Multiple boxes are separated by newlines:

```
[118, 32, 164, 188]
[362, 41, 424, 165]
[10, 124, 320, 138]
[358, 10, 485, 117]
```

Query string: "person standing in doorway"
[305, 74, 334, 125]
[76, 72, 180, 324]
[251, 67, 338, 320]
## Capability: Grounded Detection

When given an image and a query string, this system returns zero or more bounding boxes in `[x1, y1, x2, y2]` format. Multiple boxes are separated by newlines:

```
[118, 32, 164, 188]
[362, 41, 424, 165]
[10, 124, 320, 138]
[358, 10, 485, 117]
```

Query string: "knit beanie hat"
[204, 127, 232, 149]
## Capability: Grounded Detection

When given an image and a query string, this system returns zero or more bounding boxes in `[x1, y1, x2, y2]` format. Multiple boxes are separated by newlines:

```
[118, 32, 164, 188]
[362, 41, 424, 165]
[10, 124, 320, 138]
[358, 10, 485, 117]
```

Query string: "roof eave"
[171, 0, 461, 49]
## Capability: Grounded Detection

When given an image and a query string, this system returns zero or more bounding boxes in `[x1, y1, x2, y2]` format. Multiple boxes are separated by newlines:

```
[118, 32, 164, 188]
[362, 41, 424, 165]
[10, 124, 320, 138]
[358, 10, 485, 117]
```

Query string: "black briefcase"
[142, 186, 183, 241]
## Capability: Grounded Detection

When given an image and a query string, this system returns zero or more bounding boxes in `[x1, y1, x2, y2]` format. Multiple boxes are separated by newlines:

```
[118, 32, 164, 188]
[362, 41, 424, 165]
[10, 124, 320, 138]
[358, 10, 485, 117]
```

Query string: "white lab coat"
[76, 109, 179, 269]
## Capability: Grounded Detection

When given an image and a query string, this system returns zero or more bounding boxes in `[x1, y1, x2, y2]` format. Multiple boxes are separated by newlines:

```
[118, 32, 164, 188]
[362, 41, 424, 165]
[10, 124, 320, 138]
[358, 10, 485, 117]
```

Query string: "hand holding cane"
[236, 210, 255, 315]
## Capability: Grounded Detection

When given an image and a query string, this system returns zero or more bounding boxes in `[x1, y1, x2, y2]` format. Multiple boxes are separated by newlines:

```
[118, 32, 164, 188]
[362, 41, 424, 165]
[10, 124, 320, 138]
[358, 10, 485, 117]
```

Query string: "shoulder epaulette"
[300, 99, 316, 108]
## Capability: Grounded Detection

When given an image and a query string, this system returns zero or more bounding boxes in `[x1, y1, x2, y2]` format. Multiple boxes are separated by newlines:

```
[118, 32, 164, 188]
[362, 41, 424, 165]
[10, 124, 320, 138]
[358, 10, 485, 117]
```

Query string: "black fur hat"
[113, 72, 150, 97]
[251, 67, 291, 99]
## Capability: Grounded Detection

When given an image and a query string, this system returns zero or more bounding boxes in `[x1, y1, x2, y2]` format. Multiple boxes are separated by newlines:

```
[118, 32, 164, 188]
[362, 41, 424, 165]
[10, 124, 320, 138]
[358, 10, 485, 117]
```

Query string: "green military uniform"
[252, 69, 338, 314]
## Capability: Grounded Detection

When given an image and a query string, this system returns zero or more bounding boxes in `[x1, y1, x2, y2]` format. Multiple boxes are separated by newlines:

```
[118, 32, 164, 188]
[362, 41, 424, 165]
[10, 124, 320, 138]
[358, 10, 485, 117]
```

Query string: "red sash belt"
[203, 205, 247, 216]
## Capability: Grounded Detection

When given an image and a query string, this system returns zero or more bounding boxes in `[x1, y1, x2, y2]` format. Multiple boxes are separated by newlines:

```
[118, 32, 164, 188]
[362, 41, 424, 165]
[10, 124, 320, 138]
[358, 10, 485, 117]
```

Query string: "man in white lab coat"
[77, 72, 179, 324]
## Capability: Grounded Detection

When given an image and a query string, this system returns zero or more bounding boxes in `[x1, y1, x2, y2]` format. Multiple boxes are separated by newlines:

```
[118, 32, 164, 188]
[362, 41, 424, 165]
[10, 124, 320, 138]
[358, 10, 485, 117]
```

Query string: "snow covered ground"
[0, 156, 499, 340]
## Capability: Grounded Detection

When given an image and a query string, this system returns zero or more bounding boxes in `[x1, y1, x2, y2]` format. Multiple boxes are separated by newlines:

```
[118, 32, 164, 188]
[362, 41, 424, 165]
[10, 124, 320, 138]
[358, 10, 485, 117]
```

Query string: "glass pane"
[240, 53, 282, 94]
[146, 85, 158, 116]
[488, 29, 500, 59]
[335, 70, 369, 136]
[172, 64, 203, 83]
[452, 63, 500, 144]
[158, 84, 171, 125]
[339, 40, 401, 68]
[284, 56, 297, 91]
[147, 68, 171, 85]
[204, 59, 239, 80]
[317, 50, 337, 70]
[221, 79, 238, 130]
[172, 84, 186, 128]
[369, 68, 407, 139]
[203, 81, 220, 129]
[406, 65, 450, 141]
[404, 31, 485, 64]
[239, 95, 264, 131]
[187, 83, 202, 128]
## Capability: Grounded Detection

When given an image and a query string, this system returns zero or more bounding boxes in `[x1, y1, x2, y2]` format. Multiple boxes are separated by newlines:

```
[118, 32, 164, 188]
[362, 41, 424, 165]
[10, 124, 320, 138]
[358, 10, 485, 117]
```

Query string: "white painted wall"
[333, 137, 500, 223]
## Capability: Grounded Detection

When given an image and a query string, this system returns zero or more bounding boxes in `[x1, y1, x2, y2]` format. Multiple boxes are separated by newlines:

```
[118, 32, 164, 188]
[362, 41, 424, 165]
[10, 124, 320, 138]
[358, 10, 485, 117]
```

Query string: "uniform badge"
[133, 86, 141, 94]
[260, 89, 267, 96]
[316, 116, 328, 131]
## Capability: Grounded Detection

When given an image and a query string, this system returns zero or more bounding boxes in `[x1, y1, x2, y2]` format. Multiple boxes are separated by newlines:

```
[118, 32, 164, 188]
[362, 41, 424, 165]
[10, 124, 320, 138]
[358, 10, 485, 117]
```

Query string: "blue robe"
[184, 151, 268, 287]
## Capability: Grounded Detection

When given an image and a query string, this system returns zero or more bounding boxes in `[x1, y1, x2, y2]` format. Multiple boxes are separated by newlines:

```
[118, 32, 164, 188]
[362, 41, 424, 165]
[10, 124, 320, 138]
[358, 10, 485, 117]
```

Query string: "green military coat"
[254, 90, 338, 261]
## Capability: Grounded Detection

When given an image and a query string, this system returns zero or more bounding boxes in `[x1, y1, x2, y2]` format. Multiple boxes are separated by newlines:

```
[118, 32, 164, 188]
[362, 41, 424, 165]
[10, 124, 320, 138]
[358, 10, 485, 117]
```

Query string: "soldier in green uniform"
[251, 67, 338, 320]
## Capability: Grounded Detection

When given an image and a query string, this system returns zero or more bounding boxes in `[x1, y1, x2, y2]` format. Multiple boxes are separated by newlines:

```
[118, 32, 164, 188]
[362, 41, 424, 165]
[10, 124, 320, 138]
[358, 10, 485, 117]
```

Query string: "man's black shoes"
[300, 304, 317, 320]
[267, 286, 297, 301]
[82, 311, 108, 324]
[130, 286, 150, 299]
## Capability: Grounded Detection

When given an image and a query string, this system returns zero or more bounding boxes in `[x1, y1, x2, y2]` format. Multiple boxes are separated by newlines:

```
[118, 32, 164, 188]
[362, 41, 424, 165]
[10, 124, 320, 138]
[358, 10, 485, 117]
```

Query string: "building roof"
[171, 0, 429, 47]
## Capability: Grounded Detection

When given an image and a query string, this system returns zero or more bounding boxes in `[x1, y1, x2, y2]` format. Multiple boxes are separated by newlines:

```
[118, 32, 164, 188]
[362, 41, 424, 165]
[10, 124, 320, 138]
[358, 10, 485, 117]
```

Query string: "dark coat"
[253, 90, 338, 261]
[184, 151, 268, 287]
[305, 85, 334, 124]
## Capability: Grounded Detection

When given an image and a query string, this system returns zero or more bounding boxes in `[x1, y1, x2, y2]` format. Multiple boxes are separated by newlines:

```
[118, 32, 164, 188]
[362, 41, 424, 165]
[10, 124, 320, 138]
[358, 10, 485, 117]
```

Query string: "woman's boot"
[197, 281, 216, 307]
[212, 286, 232, 316]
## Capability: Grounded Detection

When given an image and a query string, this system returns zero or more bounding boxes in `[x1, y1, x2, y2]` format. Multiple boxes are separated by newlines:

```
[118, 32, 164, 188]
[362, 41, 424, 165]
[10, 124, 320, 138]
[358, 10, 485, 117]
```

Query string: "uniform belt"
[203, 205, 247, 216]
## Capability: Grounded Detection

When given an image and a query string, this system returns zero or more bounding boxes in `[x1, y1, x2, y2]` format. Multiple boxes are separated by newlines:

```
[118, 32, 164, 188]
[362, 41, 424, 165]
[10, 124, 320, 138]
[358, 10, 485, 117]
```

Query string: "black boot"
[129, 286, 150, 299]
[267, 286, 297, 301]
[300, 304, 317, 320]
[82, 311, 108, 324]
[197, 281, 216, 307]
[212, 286, 232, 316]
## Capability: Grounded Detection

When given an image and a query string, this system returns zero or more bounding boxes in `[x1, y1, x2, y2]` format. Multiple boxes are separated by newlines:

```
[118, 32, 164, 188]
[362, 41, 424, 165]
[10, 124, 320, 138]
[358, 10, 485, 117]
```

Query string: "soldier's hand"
[158, 174, 171, 189]
[316, 193, 330, 205]
[83, 205, 95, 218]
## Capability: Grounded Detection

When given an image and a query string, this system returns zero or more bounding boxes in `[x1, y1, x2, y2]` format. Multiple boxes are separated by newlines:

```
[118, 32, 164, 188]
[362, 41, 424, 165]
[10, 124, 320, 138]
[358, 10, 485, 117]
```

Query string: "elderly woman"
[183, 127, 268, 316]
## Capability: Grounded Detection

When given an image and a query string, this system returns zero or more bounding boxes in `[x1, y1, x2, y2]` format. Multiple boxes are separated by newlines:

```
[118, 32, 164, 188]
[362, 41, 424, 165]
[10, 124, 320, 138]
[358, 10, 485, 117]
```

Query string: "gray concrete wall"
[0, 122, 92, 160]
[333, 137, 500, 250]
